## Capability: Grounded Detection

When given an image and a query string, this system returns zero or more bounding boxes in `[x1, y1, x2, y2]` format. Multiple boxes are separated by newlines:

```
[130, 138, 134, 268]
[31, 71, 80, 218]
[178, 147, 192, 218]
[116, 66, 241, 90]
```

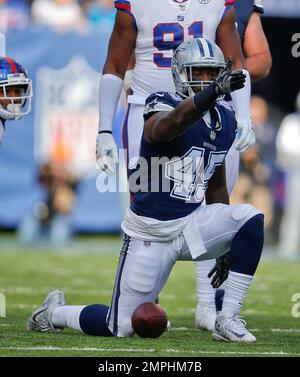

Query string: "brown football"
[131, 302, 168, 338]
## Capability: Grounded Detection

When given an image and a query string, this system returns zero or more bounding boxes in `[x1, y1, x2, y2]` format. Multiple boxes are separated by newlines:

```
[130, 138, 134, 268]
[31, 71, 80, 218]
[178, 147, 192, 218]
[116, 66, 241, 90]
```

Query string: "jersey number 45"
[165, 147, 226, 203]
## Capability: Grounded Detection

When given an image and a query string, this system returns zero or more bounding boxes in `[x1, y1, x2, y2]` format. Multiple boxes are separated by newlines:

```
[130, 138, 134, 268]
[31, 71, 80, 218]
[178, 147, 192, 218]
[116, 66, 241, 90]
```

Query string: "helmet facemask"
[171, 38, 227, 98]
[180, 64, 224, 97]
[0, 73, 32, 120]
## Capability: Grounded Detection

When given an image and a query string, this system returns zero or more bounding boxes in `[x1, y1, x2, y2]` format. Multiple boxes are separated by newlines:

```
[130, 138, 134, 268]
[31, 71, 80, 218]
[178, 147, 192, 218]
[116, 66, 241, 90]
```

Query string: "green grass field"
[0, 236, 300, 357]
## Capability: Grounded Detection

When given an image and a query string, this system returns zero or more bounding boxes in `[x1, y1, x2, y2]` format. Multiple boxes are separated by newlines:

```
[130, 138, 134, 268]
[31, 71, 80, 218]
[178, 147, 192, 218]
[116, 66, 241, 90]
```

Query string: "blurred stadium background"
[0, 0, 300, 357]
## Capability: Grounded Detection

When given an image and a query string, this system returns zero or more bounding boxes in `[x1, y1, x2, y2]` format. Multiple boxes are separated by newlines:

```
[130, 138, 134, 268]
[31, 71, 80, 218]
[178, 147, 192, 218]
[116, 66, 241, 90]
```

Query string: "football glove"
[215, 60, 246, 96]
[235, 117, 256, 152]
[96, 132, 118, 175]
[207, 252, 230, 289]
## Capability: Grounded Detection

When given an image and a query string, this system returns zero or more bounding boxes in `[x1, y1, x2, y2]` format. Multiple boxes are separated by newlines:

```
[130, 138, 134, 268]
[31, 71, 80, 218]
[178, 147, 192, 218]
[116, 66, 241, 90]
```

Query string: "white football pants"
[107, 203, 259, 337]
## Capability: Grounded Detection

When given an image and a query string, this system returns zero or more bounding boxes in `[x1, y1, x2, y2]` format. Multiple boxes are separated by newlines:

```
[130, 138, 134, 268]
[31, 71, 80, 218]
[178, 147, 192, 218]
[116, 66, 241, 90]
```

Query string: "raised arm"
[144, 96, 203, 144]
[144, 68, 245, 144]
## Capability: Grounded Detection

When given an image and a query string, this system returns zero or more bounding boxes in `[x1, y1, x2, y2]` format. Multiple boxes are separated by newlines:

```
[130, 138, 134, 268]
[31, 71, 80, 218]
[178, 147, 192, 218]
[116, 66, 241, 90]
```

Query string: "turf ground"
[0, 236, 300, 357]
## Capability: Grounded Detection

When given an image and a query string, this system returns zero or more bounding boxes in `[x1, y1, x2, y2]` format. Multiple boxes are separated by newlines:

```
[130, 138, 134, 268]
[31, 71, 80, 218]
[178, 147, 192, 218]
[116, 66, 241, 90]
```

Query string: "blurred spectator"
[276, 91, 300, 259]
[231, 96, 277, 240]
[18, 162, 79, 247]
[82, 0, 116, 31]
[31, 0, 86, 32]
[0, 0, 30, 31]
[82, 0, 115, 30]
[251, 96, 277, 187]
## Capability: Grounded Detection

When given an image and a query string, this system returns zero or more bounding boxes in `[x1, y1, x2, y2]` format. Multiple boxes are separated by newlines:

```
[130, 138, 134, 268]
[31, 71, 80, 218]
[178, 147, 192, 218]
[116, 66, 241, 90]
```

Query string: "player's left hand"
[96, 132, 119, 175]
[214, 60, 246, 95]
[235, 117, 255, 153]
[207, 252, 230, 289]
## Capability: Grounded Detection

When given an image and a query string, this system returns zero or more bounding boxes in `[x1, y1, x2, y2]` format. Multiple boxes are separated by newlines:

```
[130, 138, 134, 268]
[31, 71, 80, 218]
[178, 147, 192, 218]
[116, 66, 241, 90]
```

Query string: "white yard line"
[170, 327, 300, 333]
[8, 304, 37, 309]
[0, 346, 299, 356]
[271, 328, 300, 333]
[2, 324, 299, 334]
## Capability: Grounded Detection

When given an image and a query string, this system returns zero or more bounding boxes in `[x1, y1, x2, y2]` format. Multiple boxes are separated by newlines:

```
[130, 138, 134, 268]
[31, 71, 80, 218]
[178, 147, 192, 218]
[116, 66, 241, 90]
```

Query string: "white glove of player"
[234, 117, 255, 153]
[96, 132, 118, 175]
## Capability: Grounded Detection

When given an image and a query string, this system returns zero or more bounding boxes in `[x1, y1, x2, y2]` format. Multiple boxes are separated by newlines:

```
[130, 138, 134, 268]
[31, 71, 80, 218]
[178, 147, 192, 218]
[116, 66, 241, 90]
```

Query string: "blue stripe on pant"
[107, 233, 130, 336]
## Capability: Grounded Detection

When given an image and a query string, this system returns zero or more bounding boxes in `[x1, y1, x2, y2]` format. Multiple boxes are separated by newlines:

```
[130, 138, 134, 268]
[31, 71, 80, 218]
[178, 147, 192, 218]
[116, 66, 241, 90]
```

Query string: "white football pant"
[107, 203, 260, 337]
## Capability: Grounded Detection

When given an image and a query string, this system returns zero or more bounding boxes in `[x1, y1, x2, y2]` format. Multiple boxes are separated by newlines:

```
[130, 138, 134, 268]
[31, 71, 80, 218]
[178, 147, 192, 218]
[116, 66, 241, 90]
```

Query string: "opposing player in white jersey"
[194, 0, 272, 331]
[0, 56, 32, 145]
[28, 39, 264, 342]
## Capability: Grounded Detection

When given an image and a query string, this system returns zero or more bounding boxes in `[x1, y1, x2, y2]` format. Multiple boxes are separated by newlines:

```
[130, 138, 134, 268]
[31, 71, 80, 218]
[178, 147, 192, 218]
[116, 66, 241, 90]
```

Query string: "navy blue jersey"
[234, 0, 264, 46]
[130, 92, 237, 221]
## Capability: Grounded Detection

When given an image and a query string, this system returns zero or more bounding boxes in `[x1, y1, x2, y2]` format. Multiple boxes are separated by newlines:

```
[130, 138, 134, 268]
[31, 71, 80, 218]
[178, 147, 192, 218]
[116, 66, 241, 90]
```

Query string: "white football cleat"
[213, 314, 256, 342]
[27, 289, 65, 333]
[195, 303, 216, 331]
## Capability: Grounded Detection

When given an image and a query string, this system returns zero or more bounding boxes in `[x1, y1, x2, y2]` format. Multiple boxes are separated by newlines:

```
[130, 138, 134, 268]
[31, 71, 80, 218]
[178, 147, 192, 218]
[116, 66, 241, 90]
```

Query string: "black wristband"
[193, 82, 219, 114]
[98, 130, 112, 135]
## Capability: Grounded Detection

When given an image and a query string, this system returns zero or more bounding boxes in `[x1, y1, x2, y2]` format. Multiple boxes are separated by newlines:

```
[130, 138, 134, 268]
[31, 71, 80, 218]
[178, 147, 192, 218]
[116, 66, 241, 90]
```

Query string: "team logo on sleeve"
[145, 97, 174, 114]
[145, 98, 160, 112]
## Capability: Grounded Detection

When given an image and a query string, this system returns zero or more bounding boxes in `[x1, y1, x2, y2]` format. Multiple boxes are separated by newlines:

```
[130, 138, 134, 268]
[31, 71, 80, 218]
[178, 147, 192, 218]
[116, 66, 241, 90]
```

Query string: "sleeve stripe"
[115, 1, 131, 11]
[225, 0, 235, 5]
[115, 4, 131, 11]
[115, 3, 137, 30]
[221, 5, 232, 22]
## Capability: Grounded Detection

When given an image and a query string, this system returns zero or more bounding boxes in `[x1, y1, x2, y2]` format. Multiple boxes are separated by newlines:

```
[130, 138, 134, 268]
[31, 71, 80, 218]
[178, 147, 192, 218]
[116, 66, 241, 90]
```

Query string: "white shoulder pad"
[144, 96, 175, 117]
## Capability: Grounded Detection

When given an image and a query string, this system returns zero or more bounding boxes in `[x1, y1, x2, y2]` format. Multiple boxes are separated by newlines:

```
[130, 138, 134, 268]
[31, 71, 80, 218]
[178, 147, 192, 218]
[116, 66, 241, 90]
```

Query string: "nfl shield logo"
[210, 131, 216, 141]
[35, 57, 99, 176]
